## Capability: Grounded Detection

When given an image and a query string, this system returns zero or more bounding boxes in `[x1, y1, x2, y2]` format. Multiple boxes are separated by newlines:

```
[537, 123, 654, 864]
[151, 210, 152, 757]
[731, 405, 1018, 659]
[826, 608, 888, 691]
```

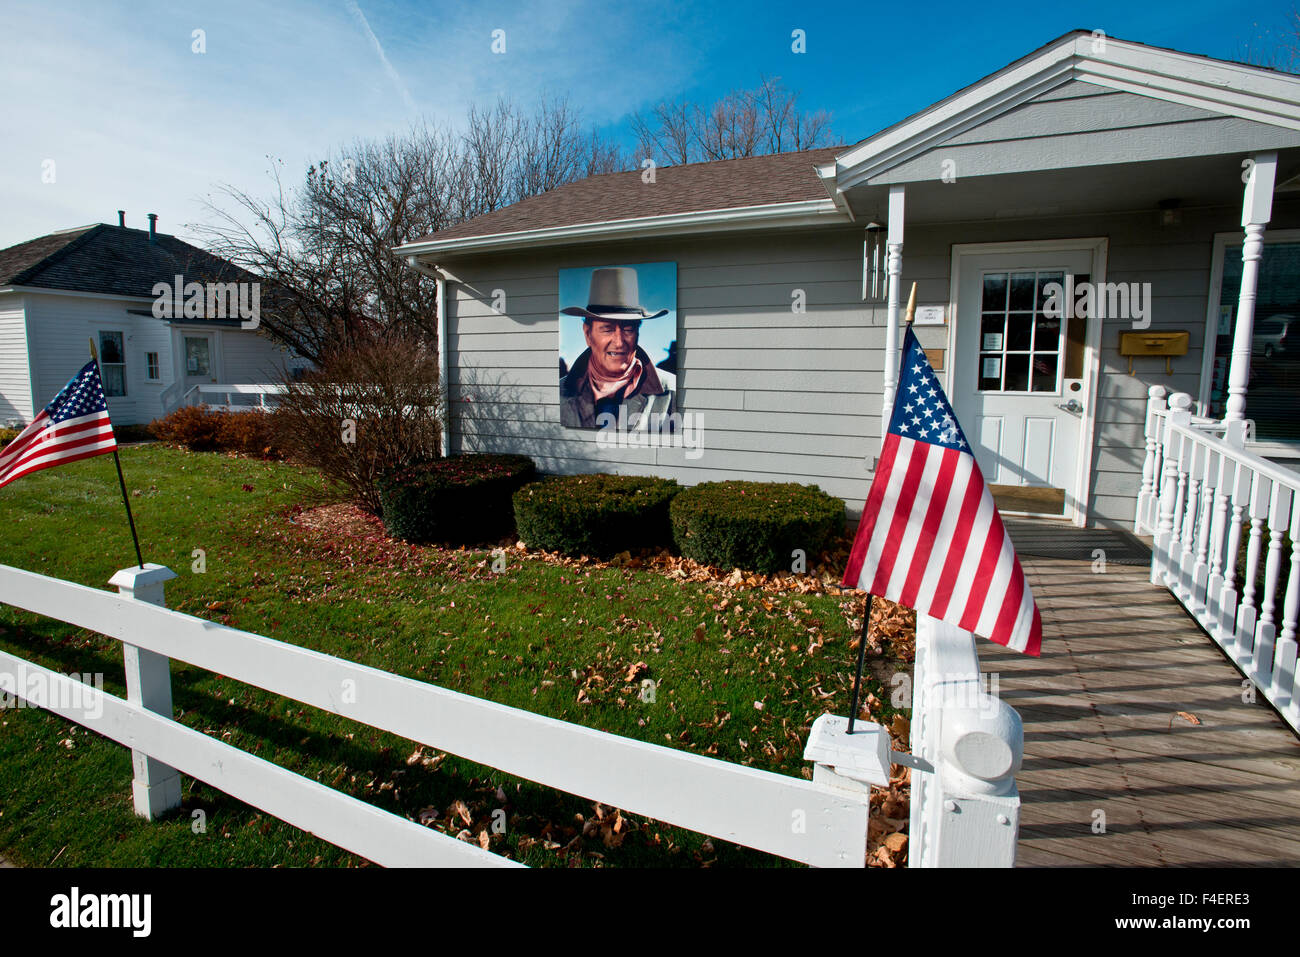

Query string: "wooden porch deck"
[981, 521, 1300, 867]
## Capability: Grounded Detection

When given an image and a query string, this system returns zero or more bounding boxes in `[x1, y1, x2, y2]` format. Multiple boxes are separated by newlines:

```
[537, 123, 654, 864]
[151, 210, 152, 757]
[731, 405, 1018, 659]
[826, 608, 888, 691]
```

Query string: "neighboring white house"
[0, 214, 303, 426]
[397, 31, 1300, 529]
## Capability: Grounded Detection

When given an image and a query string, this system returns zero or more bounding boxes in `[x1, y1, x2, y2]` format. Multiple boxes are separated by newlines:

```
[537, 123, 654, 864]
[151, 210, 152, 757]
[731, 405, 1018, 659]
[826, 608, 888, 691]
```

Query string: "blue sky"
[2, 0, 1297, 249]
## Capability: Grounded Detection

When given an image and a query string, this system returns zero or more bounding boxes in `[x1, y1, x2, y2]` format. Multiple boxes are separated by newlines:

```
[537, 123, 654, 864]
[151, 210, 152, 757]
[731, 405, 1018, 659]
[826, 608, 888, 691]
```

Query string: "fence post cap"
[1168, 392, 1194, 411]
[1147, 384, 1167, 399]
[940, 695, 1023, 786]
[108, 564, 177, 590]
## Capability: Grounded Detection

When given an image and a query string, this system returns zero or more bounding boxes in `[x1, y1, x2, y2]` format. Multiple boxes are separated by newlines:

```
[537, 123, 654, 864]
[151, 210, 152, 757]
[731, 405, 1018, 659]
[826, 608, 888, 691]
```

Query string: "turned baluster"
[1237, 472, 1271, 664]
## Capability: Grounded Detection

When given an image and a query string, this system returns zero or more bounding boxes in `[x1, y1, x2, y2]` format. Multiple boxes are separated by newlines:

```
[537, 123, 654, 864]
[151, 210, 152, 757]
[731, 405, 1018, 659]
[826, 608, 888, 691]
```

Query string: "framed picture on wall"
[558, 262, 677, 430]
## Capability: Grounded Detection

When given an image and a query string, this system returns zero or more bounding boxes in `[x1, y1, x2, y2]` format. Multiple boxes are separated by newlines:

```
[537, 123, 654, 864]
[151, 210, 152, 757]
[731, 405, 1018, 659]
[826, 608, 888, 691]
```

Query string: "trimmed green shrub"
[512, 473, 681, 558]
[377, 453, 536, 544]
[670, 481, 845, 573]
[0, 427, 20, 448]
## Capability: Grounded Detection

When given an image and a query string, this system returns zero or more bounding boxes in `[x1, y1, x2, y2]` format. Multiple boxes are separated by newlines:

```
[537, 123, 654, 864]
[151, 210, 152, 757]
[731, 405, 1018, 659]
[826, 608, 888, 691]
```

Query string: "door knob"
[1057, 398, 1083, 414]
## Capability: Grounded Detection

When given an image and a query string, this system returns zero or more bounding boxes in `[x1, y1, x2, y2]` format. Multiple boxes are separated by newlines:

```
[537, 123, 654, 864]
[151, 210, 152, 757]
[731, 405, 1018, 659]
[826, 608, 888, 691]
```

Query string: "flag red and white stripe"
[842, 327, 1041, 655]
[0, 360, 117, 490]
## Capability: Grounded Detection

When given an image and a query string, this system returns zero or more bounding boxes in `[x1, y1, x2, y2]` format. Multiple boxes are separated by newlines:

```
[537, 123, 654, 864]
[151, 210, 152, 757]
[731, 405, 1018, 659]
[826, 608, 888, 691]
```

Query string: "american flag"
[842, 326, 1042, 655]
[0, 360, 117, 490]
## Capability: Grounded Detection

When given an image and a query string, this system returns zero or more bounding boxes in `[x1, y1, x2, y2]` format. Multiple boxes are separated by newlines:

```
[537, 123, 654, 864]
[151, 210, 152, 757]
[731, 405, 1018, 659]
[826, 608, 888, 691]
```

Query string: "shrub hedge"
[670, 481, 845, 573]
[512, 474, 680, 558]
[377, 453, 536, 544]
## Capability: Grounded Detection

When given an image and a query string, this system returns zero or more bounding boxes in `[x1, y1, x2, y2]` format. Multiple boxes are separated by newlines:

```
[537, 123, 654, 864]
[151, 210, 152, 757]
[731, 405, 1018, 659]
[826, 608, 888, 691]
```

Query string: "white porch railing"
[0, 563, 1024, 867]
[1137, 388, 1300, 733]
[173, 383, 286, 413]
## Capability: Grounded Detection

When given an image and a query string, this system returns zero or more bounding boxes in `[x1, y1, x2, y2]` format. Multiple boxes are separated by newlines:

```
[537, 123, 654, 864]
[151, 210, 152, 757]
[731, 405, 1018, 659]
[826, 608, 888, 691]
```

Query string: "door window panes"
[977, 271, 1065, 393]
[185, 337, 211, 377]
[1210, 242, 1300, 442]
[99, 330, 125, 396]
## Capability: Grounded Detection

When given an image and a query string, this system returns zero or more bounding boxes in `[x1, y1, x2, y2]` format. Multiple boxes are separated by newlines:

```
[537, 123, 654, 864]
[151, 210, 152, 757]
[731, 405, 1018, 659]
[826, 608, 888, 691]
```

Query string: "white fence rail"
[0, 563, 1023, 867]
[1137, 389, 1300, 733]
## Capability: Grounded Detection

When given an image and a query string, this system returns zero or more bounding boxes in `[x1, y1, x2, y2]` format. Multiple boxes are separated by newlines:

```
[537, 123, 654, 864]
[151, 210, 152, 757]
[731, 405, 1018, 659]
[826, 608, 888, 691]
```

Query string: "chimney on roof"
[117, 210, 125, 228]
[147, 213, 157, 243]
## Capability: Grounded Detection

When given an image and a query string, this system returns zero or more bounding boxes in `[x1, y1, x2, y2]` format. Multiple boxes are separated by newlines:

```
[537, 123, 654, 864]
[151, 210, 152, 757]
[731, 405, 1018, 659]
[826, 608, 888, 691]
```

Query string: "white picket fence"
[0, 562, 1022, 867]
[1137, 387, 1300, 732]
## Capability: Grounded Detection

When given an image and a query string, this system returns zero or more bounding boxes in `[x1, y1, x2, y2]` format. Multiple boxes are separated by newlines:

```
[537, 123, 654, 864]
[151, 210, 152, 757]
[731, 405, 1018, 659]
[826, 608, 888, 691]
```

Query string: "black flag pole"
[847, 594, 876, 735]
[90, 338, 144, 568]
[848, 282, 918, 734]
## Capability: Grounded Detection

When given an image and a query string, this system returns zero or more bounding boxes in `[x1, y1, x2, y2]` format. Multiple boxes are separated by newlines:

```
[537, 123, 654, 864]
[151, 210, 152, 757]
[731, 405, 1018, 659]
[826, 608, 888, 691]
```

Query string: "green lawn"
[0, 445, 899, 867]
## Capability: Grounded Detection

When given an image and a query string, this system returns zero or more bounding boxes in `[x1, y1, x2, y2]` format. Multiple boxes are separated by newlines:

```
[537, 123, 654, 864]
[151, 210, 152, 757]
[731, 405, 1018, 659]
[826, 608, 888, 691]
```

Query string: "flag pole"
[90, 338, 144, 568]
[847, 283, 918, 734]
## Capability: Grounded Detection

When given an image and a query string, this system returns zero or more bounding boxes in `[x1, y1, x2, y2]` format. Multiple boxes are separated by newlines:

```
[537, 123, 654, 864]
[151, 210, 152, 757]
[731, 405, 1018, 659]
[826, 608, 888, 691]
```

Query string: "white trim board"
[396, 199, 849, 258]
[948, 237, 1109, 527]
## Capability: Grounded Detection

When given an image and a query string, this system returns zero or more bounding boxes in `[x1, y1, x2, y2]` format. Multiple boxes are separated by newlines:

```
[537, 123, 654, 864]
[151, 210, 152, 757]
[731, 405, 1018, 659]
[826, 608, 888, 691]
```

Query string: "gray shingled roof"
[412, 146, 844, 245]
[0, 223, 245, 298]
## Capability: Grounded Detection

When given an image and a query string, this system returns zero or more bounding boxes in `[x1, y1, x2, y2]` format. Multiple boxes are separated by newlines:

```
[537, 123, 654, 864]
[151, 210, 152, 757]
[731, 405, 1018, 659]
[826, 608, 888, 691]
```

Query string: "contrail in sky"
[344, 0, 418, 113]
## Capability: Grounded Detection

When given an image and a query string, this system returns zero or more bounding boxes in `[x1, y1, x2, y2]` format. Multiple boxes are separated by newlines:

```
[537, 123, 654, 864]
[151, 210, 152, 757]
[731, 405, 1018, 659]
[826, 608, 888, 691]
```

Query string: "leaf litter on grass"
[255, 501, 919, 866]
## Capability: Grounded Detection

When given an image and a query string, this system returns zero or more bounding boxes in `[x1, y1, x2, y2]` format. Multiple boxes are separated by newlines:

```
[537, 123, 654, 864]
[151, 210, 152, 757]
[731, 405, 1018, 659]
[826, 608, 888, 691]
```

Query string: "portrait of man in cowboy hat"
[559, 263, 677, 430]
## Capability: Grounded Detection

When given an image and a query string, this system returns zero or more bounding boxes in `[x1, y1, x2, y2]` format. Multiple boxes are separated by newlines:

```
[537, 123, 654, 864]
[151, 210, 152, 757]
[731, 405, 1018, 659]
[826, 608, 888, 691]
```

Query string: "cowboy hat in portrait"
[559, 264, 678, 431]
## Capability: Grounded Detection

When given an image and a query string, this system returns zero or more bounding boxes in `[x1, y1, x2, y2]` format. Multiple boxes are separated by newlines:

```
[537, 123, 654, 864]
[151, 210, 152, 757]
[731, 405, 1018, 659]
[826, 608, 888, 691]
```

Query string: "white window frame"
[1200, 228, 1300, 457]
[145, 351, 160, 381]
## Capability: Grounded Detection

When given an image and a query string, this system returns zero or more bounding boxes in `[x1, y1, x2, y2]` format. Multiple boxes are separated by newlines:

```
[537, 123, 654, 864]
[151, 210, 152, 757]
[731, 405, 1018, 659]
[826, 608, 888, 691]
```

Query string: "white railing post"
[1137, 385, 1167, 534]
[910, 615, 1021, 868]
[1153, 394, 1192, 585]
[108, 564, 182, 820]
[929, 696, 1022, 868]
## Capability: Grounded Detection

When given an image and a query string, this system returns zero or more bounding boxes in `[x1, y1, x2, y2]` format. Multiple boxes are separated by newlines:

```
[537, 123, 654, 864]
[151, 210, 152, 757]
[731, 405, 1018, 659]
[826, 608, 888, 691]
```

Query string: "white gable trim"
[835, 33, 1300, 190]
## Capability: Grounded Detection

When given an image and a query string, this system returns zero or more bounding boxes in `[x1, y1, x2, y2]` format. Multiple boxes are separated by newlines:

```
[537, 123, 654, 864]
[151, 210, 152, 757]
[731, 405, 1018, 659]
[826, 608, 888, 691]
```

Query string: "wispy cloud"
[344, 0, 418, 113]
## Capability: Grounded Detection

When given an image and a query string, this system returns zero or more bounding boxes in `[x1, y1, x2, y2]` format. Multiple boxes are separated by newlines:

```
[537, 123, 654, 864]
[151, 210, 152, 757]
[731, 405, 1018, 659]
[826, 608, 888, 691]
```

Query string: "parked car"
[1252, 314, 1298, 359]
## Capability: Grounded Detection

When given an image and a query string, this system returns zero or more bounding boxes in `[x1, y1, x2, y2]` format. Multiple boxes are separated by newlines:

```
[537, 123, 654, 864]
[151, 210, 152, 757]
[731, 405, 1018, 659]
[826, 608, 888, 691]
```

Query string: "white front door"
[951, 247, 1097, 521]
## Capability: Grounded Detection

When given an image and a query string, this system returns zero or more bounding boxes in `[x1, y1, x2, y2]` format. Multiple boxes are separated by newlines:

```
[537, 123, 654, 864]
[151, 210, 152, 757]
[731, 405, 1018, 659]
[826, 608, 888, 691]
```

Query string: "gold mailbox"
[1119, 330, 1189, 374]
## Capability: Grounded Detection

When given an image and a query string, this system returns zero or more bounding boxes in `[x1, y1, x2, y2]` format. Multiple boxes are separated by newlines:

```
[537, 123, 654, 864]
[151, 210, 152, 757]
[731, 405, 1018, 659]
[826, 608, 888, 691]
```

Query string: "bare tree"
[1240, 8, 1300, 72]
[194, 96, 625, 362]
[632, 75, 835, 165]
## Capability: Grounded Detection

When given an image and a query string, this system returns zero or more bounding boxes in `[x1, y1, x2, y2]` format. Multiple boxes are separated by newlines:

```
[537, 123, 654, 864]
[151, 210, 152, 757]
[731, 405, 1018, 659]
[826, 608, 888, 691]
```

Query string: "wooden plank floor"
[979, 545, 1300, 867]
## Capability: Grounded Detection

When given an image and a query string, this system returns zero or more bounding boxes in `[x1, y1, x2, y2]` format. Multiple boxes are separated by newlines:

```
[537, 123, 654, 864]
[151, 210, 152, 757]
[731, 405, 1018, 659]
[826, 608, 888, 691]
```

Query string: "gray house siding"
[445, 228, 884, 510]
[441, 197, 1300, 526]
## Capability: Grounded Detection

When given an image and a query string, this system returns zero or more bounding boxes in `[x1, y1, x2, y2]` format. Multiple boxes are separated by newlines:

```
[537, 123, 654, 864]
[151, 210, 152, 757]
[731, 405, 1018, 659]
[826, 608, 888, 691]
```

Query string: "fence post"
[1137, 385, 1167, 534]
[926, 693, 1023, 867]
[108, 564, 182, 820]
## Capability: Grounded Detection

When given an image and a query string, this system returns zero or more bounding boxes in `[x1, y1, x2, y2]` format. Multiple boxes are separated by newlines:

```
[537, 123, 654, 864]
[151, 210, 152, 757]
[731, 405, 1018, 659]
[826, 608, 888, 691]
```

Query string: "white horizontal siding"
[0, 295, 32, 424]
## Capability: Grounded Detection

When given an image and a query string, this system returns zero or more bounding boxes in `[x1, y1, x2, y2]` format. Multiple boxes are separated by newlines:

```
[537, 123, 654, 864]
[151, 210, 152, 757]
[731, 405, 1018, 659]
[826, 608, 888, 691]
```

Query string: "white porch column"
[881, 185, 906, 447]
[1225, 152, 1277, 423]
